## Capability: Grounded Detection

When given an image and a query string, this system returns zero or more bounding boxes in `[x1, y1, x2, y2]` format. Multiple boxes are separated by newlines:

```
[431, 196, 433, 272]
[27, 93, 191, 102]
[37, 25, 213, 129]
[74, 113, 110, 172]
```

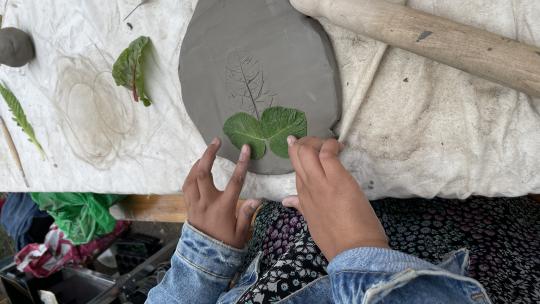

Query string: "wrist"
[178, 222, 246, 279]
[327, 247, 437, 275]
[327, 238, 389, 261]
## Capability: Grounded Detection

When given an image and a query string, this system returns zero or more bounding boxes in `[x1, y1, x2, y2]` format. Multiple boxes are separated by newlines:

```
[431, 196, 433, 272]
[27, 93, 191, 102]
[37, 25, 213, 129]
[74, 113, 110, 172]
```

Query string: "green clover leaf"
[223, 106, 307, 160]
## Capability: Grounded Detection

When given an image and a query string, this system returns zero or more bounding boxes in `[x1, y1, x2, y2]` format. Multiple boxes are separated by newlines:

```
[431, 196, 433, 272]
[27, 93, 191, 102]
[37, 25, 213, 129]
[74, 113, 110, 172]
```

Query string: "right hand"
[285, 136, 389, 261]
[182, 138, 260, 249]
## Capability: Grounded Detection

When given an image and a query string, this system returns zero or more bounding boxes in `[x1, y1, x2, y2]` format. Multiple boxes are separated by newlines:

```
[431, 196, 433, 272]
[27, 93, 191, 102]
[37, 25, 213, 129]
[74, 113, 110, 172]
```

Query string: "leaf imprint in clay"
[223, 106, 307, 160]
[226, 50, 275, 119]
[112, 36, 152, 106]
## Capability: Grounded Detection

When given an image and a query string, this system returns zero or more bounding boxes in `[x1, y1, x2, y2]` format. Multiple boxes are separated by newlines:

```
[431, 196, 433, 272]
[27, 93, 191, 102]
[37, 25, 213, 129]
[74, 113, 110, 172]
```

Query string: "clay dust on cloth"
[0, 0, 539, 199]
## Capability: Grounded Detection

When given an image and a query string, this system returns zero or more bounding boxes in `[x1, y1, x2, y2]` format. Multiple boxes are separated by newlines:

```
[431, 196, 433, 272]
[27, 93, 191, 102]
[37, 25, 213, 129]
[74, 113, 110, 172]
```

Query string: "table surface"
[1, 0, 540, 200]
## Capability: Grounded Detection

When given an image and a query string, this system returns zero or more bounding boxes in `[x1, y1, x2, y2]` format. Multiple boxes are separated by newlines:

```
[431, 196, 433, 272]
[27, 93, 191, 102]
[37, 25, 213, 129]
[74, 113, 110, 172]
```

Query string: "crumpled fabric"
[15, 221, 129, 278]
[0, 0, 539, 200]
[30, 193, 125, 245]
[1, 193, 53, 250]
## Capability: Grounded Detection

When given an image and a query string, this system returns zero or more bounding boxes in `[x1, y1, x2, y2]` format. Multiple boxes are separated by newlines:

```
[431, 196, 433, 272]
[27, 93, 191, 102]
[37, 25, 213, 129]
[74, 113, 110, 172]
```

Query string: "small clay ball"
[0, 27, 35, 67]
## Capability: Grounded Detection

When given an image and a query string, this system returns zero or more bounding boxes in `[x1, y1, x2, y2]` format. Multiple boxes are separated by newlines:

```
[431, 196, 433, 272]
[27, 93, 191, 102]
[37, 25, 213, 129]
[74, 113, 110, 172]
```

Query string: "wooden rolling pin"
[291, 0, 540, 98]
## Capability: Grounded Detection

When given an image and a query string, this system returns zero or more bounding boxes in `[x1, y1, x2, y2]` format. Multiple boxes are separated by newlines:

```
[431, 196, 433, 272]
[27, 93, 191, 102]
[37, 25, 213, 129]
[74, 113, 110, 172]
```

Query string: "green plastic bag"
[30, 193, 125, 245]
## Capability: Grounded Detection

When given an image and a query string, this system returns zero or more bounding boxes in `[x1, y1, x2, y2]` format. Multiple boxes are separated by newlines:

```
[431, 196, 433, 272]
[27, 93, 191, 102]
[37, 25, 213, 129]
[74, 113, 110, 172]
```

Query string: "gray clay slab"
[179, 0, 341, 174]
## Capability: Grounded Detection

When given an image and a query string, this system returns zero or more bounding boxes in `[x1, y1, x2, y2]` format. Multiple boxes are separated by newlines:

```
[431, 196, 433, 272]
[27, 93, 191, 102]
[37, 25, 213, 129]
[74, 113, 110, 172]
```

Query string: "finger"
[295, 175, 314, 215]
[196, 137, 221, 193]
[184, 159, 200, 186]
[223, 144, 250, 203]
[182, 159, 201, 203]
[282, 195, 303, 214]
[296, 136, 325, 152]
[319, 138, 346, 178]
[289, 136, 325, 181]
[297, 139, 326, 181]
[235, 199, 261, 239]
[295, 172, 306, 194]
[288, 135, 304, 177]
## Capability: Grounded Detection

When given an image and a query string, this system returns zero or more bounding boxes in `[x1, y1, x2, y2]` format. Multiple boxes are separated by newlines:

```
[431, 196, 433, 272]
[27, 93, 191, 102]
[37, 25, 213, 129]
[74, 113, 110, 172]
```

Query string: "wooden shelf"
[110, 195, 188, 223]
[110, 195, 247, 223]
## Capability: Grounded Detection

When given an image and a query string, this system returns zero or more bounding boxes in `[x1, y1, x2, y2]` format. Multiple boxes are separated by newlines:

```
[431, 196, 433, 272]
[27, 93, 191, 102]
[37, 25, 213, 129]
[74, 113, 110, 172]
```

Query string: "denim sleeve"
[327, 247, 491, 304]
[146, 223, 246, 304]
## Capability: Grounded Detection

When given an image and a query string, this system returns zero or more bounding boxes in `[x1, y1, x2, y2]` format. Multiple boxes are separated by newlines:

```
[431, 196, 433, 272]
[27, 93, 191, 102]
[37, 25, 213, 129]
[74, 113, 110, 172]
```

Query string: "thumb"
[282, 195, 303, 215]
[236, 199, 262, 239]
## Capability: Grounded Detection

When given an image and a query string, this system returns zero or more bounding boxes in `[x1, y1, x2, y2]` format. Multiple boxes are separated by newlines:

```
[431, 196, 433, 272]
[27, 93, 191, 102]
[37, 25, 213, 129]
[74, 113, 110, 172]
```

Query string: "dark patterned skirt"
[238, 196, 540, 304]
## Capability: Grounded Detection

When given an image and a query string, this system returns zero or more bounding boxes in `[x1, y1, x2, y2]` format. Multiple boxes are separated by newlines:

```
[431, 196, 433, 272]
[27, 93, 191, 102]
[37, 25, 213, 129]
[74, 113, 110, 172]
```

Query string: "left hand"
[182, 138, 261, 249]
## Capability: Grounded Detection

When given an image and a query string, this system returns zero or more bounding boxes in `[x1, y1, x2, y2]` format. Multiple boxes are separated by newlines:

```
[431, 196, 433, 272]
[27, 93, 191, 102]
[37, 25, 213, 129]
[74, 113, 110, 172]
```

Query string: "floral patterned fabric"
[371, 196, 540, 304]
[238, 196, 540, 304]
[238, 204, 328, 303]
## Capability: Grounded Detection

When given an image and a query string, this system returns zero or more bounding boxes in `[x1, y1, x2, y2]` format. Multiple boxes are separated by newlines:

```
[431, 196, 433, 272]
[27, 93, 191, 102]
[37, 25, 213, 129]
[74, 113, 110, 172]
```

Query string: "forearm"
[146, 223, 246, 304]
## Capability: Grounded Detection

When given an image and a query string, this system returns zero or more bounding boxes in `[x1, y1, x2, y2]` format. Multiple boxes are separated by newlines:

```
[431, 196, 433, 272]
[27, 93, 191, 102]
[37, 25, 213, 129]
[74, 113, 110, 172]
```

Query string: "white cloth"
[1, 0, 539, 199]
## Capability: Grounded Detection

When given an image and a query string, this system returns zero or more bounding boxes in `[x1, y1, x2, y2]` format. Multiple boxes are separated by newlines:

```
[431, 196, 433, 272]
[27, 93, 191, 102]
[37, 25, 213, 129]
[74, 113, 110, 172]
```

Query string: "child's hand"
[287, 136, 389, 261]
[182, 138, 260, 249]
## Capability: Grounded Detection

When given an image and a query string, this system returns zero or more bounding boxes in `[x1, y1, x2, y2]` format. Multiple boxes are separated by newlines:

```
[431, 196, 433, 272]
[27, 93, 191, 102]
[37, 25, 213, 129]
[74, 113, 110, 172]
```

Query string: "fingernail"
[211, 137, 220, 146]
[239, 144, 250, 161]
[287, 136, 297, 147]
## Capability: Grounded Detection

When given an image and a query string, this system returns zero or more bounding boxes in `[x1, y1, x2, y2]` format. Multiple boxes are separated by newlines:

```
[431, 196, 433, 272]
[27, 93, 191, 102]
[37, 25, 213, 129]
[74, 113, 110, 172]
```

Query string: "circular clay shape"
[180, 0, 341, 174]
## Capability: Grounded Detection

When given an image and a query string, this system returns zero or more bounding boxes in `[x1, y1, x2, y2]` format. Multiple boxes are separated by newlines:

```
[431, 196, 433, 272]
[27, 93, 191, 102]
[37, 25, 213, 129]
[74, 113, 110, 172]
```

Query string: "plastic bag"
[30, 193, 125, 245]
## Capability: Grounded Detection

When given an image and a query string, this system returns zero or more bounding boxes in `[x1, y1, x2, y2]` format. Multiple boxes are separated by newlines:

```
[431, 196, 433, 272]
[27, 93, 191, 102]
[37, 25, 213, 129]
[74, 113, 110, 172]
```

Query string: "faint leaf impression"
[225, 50, 275, 119]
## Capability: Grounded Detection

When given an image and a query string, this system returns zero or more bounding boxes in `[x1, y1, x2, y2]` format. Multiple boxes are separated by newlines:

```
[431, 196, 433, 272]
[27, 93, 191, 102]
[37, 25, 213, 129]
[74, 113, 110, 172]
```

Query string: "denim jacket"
[147, 223, 492, 304]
